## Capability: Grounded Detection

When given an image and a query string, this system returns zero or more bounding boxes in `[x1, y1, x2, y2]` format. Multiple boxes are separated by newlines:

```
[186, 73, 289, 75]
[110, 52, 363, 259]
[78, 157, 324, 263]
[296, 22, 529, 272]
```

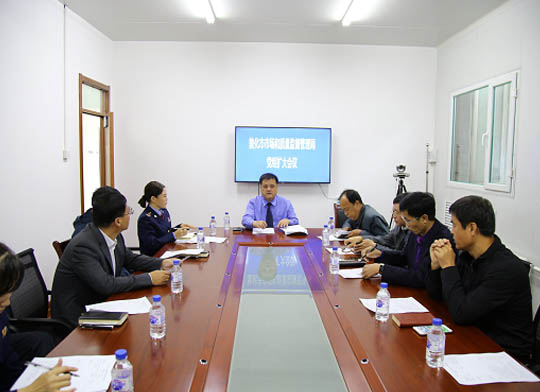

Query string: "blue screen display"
[235, 126, 332, 183]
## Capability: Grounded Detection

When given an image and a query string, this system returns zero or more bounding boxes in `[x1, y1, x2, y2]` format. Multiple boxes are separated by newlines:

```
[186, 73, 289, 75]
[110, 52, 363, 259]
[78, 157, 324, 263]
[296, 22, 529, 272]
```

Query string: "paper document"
[317, 235, 345, 242]
[335, 229, 349, 238]
[359, 297, 429, 314]
[252, 228, 275, 234]
[86, 296, 151, 314]
[338, 269, 381, 279]
[12, 355, 116, 392]
[161, 248, 205, 258]
[280, 225, 308, 235]
[325, 247, 355, 255]
[176, 236, 227, 244]
[444, 352, 539, 385]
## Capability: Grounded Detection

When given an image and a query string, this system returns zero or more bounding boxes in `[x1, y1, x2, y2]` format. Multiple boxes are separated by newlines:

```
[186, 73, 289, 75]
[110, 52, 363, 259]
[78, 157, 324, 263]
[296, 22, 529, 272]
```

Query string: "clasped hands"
[252, 219, 290, 229]
[429, 238, 456, 270]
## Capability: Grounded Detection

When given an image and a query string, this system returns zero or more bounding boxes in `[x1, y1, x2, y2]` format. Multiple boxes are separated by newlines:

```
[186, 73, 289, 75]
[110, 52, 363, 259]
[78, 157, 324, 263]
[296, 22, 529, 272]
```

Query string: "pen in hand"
[24, 361, 80, 377]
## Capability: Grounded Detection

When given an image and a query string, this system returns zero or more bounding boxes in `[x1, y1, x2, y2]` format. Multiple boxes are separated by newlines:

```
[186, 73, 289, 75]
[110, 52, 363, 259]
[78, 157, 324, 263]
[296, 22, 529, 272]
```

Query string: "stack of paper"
[325, 247, 355, 255]
[161, 248, 206, 258]
[338, 268, 381, 279]
[280, 225, 308, 235]
[252, 228, 275, 235]
[359, 297, 429, 314]
[86, 296, 151, 314]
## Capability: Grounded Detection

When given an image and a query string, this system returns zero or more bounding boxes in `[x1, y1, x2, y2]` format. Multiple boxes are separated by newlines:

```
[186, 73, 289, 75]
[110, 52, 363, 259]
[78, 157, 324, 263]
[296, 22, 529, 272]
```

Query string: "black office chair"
[7, 248, 71, 339]
[526, 303, 540, 375]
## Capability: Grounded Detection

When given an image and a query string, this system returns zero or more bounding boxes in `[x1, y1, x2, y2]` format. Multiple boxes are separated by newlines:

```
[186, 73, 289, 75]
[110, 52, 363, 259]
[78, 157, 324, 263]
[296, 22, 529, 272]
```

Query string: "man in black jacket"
[52, 186, 174, 329]
[427, 195, 533, 363]
[361, 192, 453, 288]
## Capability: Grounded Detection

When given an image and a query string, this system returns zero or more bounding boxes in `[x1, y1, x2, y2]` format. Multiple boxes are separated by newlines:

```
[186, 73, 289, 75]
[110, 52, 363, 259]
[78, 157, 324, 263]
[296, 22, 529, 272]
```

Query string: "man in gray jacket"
[339, 189, 389, 237]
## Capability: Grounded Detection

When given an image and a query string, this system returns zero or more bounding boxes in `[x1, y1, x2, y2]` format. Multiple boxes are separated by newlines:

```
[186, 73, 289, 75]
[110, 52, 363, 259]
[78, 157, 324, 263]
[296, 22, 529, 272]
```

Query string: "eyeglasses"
[124, 207, 134, 216]
[401, 214, 418, 227]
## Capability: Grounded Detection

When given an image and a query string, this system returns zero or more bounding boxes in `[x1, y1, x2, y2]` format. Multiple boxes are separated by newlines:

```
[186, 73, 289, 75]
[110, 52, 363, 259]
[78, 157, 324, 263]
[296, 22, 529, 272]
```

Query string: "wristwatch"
[379, 263, 385, 274]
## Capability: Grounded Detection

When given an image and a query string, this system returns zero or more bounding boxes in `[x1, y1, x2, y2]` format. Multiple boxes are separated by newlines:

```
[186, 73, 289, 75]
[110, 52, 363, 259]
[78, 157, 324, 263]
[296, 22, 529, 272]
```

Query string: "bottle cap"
[115, 349, 127, 360]
[324, 225, 328, 228]
[173, 259, 179, 265]
[211, 216, 215, 219]
[380, 282, 388, 289]
[432, 318, 442, 326]
[152, 295, 161, 302]
[329, 217, 333, 220]
[225, 212, 229, 215]
[198, 227, 203, 230]
[332, 247, 338, 251]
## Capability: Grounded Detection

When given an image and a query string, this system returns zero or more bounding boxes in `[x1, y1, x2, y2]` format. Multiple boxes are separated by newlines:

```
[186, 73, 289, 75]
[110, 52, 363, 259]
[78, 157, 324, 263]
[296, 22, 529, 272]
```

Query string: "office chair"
[333, 202, 348, 228]
[7, 248, 71, 339]
[52, 239, 70, 258]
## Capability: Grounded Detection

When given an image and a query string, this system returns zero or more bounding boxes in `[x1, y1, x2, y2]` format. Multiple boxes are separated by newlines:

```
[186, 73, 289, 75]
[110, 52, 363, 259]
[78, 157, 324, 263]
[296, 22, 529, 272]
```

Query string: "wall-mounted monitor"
[235, 126, 332, 183]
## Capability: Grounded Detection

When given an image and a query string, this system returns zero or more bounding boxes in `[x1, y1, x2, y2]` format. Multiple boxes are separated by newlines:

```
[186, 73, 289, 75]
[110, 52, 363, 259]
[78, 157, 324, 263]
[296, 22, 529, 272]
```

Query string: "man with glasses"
[52, 186, 176, 329]
[345, 192, 410, 258]
[338, 189, 389, 237]
[361, 192, 453, 288]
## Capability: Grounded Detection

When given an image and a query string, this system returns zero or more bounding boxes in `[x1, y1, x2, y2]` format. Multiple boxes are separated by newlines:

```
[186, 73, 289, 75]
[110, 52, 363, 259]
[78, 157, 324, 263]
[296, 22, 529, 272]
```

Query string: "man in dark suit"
[51, 186, 174, 329]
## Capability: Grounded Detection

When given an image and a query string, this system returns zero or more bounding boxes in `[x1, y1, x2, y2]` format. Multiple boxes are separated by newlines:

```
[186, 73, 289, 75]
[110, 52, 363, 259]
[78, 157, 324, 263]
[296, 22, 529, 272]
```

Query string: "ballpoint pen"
[24, 361, 80, 377]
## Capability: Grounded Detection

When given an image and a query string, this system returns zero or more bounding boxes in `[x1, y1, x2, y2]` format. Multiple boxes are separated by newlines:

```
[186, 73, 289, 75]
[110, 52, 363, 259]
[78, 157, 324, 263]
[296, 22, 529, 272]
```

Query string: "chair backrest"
[333, 202, 348, 228]
[9, 248, 49, 318]
[52, 239, 70, 259]
[533, 303, 540, 362]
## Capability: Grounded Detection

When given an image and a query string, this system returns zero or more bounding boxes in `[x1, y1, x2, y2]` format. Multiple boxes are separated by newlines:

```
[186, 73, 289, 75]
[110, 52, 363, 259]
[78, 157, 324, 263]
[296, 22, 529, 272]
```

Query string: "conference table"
[49, 229, 537, 391]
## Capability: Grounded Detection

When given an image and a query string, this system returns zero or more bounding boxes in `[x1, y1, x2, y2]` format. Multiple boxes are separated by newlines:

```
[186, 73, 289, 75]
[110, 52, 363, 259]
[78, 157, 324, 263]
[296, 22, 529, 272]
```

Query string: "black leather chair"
[333, 202, 348, 228]
[7, 248, 71, 340]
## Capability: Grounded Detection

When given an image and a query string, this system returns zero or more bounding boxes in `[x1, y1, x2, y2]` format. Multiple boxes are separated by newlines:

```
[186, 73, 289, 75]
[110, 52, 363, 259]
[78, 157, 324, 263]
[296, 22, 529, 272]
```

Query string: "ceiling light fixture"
[342, 0, 379, 27]
[205, 0, 216, 24]
[341, 0, 355, 27]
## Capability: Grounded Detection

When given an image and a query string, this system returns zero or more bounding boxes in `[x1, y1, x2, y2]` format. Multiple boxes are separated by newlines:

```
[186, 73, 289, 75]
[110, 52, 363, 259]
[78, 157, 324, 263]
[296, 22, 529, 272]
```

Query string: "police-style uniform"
[137, 206, 179, 256]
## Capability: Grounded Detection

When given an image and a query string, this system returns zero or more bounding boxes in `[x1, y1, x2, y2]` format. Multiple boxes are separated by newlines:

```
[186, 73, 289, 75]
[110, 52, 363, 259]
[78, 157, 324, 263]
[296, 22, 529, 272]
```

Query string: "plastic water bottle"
[329, 247, 339, 274]
[149, 295, 166, 339]
[328, 217, 335, 236]
[197, 227, 205, 249]
[209, 216, 217, 236]
[224, 212, 231, 231]
[426, 318, 445, 368]
[171, 259, 183, 294]
[375, 282, 390, 322]
[111, 349, 133, 392]
[322, 225, 330, 247]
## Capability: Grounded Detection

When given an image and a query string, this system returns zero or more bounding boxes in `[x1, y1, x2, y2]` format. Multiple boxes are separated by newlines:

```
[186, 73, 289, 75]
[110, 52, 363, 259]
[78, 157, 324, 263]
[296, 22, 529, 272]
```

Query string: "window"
[79, 74, 114, 212]
[449, 71, 518, 193]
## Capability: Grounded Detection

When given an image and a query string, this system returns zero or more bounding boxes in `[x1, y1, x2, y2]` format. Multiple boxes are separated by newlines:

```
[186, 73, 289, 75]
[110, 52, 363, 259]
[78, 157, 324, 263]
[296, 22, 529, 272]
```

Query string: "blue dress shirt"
[241, 195, 299, 229]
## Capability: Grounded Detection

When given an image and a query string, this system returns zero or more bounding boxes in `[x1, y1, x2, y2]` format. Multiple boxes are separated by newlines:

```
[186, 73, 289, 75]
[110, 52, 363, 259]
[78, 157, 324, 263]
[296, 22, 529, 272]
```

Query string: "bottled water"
[328, 217, 335, 236]
[224, 212, 231, 231]
[426, 318, 445, 368]
[171, 259, 183, 294]
[209, 216, 217, 236]
[329, 247, 339, 274]
[111, 349, 133, 392]
[197, 227, 205, 249]
[149, 295, 166, 339]
[375, 282, 390, 322]
[322, 225, 330, 247]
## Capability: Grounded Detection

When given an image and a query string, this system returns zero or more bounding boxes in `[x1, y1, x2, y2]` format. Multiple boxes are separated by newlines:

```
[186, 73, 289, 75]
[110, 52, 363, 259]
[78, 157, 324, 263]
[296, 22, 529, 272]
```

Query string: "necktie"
[266, 203, 274, 228]
[161, 210, 165, 221]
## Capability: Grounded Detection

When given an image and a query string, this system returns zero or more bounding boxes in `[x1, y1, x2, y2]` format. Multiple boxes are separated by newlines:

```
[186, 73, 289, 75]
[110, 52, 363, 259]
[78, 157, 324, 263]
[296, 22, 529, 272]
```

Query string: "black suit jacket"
[51, 223, 162, 328]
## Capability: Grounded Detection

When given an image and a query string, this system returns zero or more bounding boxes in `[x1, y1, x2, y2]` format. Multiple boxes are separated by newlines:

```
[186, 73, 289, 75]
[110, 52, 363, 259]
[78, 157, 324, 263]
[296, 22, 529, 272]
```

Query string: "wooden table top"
[49, 228, 538, 391]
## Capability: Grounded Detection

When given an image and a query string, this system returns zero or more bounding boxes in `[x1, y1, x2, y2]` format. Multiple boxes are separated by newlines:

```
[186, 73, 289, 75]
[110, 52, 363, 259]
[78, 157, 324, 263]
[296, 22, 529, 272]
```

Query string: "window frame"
[447, 70, 519, 194]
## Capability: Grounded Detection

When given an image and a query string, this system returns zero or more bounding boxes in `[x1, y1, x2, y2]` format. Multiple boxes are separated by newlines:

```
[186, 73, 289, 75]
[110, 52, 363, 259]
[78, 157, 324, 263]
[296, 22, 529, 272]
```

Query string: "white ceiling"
[62, 0, 508, 46]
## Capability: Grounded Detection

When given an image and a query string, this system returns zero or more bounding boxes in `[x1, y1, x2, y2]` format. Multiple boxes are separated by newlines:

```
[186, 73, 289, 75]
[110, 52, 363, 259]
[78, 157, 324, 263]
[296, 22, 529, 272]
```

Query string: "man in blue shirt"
[242, 173, 299, 229]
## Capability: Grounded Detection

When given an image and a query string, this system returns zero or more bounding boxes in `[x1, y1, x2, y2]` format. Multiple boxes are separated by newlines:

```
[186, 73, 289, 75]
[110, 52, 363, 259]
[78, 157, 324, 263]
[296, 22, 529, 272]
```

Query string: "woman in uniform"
[137, 181, 194, 256]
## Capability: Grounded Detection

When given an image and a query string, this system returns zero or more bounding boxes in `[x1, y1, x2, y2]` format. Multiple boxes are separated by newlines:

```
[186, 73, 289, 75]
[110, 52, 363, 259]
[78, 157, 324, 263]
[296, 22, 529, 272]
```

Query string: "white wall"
[113, 42, 437, 247]
[433, 0, 540, 310]
[0, 0, 113, 286]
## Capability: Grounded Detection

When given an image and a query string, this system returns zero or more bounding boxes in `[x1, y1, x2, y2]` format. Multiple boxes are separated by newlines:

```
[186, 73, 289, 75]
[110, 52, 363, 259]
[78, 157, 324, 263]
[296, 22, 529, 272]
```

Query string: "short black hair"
[138, 181, 165, 208]
[339, 189, 362, 205]
[393, 192, 408, 204]
[0, 243, 24, 296]
[449, 195, 495, 236]
[92, 186, 127, 228]
[259, 173, 279, 184]
[399, 192, 435, 220]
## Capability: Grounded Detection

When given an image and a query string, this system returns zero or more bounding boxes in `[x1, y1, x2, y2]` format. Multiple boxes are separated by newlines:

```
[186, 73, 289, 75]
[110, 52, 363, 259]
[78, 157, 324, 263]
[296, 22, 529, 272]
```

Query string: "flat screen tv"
[235, 126, 331, 183]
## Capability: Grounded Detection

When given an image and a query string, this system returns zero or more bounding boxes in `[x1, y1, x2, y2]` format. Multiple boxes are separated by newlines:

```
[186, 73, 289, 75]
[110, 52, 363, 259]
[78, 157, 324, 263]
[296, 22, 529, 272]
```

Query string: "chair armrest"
[8, 317, 72, 341]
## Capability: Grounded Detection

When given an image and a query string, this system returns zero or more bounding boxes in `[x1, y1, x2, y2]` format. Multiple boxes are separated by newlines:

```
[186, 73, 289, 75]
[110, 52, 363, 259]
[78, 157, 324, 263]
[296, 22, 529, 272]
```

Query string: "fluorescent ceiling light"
[342, 0, 379, 27]
[205, 0, 216, 24]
